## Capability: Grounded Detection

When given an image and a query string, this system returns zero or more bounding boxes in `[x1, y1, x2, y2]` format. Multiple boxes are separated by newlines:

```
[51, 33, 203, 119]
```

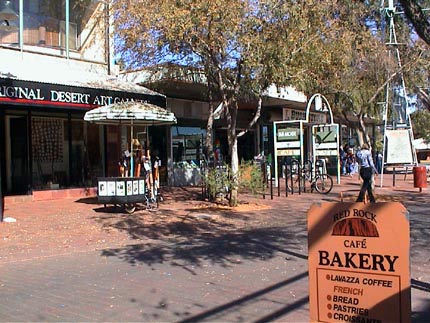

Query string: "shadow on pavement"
[176, 272, 309, 323]
[411, 303, 430, 323]
[100, 220, 308, 268]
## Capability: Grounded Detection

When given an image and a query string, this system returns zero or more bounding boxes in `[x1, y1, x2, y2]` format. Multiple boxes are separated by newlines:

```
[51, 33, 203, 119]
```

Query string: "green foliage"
[238, 161, 264, 196]
[203, 161, 263, 202]
[411, 109, 430, 140]
[204, 165, 231, 202]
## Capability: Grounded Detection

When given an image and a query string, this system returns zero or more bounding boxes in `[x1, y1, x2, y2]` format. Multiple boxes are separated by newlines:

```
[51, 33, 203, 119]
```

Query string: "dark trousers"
[357, 167, 375, 202]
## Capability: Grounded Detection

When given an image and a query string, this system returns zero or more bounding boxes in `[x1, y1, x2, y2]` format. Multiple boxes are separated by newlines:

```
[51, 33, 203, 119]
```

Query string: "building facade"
[0, 0, 169, 198]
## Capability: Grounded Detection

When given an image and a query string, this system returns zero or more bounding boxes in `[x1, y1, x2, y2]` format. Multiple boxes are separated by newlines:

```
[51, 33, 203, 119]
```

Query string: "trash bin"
[413, 166, 427, 190]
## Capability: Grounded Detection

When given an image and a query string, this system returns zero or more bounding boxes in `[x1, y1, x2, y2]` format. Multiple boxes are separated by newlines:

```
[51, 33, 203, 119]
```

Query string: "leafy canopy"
[113, 0, 362, 96]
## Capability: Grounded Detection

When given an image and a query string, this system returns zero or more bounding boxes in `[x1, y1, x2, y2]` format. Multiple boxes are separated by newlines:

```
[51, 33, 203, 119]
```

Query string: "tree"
[310, 1, 430, 148]
[411, 109, 430, 140]
[399, 0, 430, 46]
[268, 1, 387, 147]
[113, 0, 358, 206]
[395, 1, 430, 110]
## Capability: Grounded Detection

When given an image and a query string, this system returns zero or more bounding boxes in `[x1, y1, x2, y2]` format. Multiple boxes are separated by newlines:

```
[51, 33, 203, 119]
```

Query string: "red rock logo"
[332, 218, 379, 237]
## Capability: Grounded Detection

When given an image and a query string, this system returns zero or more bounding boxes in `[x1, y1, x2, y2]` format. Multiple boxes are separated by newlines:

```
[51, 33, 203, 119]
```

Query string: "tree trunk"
[229, 137, 239, 207]
[357, 113, 372, 149]
[205, 99, 214, 159]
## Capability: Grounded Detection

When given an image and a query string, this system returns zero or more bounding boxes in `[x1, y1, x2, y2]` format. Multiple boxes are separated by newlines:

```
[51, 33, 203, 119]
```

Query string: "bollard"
[413, 166, 427, 192]
[262, 162, 266, 199]
[270, 166, 273, 200]
[277, 174, 280, 197]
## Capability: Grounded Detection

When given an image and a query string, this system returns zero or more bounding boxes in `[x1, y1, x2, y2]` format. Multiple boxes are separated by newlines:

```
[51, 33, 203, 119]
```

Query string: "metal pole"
[285, 163, 288, 197]
[130, 122, 134, 177]
[270, 164, 273, 200]
[262, 161, 266, 199]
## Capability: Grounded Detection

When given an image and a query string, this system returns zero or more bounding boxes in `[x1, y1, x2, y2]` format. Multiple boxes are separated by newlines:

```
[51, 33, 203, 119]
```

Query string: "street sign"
[308, 202, 411, 323]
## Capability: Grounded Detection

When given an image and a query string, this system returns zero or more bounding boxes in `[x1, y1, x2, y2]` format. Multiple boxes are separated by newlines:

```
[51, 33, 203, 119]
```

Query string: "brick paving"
[0, 174, 429, 322]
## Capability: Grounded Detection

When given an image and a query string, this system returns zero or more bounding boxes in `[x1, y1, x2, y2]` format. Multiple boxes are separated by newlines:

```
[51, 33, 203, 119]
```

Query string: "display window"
[172, 126, 205, 168]
[28, 114, 104, 191]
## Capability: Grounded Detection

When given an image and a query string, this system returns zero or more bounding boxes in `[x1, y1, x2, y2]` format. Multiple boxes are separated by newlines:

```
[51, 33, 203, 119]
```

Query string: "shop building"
[0, 1, 170, 201]
[121, 68, 309, 186]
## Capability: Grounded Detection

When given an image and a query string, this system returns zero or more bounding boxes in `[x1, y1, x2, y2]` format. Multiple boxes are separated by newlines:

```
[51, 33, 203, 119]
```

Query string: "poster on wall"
[98, 181, 107, 196]
[107, 182, 116, 196]
[133, 180, 139, 195]
[385, 129, 414, 164]
[139, 179, 146, 194]
[116, 181, 125, 196]
[126, 181, 133, 195]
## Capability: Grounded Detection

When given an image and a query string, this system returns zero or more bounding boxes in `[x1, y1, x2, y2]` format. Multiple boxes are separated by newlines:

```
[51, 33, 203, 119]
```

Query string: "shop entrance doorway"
[8, 116, 29, 194]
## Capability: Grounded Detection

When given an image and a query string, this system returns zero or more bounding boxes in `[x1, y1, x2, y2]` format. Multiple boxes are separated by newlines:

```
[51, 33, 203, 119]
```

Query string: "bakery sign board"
[308, 202, 411, 323]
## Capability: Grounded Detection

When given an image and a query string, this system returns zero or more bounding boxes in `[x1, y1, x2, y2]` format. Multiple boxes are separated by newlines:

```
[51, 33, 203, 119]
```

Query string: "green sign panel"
[277, 127, 299, 141]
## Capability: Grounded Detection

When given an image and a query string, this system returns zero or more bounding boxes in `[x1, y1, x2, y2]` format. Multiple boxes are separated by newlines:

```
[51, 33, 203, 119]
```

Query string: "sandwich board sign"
[308, 202, 411, 323]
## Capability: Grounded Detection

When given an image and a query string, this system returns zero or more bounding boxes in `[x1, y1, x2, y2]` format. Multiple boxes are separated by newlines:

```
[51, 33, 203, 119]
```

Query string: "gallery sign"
[308, 202, 411, 323]
[0, 78, 165, 110]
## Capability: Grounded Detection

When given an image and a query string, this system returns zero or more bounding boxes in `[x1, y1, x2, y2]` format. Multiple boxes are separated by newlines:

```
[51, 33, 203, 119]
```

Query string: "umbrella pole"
[130, 122, 134, 177]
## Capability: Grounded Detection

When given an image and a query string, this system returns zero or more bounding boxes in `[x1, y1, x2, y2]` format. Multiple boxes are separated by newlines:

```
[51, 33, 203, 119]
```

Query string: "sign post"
[308, 202, 411, 323]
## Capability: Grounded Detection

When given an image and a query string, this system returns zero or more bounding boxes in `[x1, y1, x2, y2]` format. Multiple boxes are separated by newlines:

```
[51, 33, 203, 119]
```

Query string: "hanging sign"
[308, 202, 411, 323]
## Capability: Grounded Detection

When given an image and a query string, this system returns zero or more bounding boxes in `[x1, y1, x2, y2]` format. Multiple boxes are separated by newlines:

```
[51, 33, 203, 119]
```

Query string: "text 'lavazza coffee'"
[307, 202, 411, 323]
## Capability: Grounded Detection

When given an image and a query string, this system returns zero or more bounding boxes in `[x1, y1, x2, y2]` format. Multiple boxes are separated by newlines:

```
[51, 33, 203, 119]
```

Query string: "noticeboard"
[385, 129, 414, 164]
[308, 202, 411, 323]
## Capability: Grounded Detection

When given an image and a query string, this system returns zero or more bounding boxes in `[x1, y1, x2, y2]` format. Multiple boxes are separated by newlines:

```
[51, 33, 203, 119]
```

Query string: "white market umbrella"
[84, 101, 177, 126]
[84, 101, 177, 175]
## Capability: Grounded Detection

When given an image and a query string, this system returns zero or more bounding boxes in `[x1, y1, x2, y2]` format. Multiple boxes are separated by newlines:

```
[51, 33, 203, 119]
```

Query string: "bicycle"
[286, 161, 333, 194]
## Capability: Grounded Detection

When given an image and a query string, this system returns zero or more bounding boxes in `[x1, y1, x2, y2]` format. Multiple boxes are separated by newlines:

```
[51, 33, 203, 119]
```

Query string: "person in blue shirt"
[356, 143, 378, 203]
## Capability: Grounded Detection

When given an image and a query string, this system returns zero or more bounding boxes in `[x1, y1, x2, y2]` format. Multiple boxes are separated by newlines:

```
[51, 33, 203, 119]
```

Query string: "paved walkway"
[0, 173, 429, 322]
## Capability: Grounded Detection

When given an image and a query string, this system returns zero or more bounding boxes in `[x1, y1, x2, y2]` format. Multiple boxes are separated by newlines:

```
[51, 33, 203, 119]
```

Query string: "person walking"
[356, 143, 378, 203]
[376, 150, 383, 173]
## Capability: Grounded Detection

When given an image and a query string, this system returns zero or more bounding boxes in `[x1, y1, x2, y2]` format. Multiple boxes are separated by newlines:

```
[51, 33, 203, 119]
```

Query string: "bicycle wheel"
[314, 174, 333, 194]
[124, 203, 136, 214]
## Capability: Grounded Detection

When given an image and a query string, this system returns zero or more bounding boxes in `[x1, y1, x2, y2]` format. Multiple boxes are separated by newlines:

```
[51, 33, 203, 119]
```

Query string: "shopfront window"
[31, 115, 104, 190]
[172, 127, 205, 169]
[0, 0, 106, 60]
[31, 115, 68, 189]
[0, 0, 19, 44]
[70, 118, 104, 187]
